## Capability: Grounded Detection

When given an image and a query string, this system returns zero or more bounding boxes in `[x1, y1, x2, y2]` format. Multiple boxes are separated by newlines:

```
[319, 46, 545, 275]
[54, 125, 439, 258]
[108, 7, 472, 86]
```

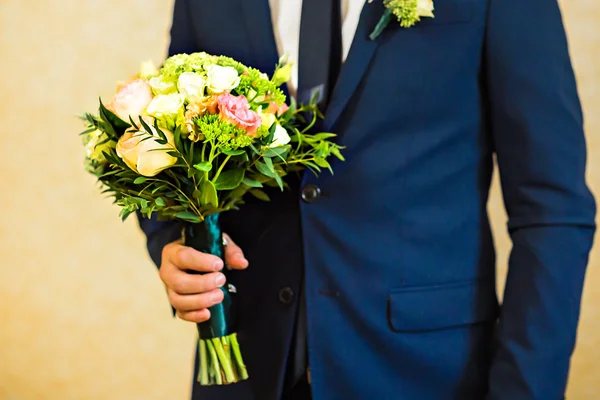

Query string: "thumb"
[223, 233, 249, 270]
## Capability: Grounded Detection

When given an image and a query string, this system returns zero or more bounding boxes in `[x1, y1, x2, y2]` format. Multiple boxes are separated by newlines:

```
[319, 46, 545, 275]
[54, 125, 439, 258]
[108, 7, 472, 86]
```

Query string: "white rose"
[146, 94, 184, 118]
[177, 72, 206, 101]
[205, 65, 241, 94]
[116, 125, 177, 177]
[268, 124, 291, 148]
[149, 76, 176, 95]
[416, 0, 434, 17]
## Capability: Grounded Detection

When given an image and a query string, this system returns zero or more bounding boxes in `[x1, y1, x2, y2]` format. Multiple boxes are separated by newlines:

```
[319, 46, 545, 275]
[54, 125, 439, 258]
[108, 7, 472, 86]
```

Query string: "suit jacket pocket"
[388, 280, 499, 332]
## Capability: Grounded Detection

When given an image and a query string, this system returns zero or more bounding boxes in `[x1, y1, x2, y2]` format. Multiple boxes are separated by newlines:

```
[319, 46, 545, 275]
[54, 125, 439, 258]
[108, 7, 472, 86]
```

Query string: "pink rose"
[265, 101, 289, 117]
[217, 93, 262, 136]
[109, 79, 153, 124]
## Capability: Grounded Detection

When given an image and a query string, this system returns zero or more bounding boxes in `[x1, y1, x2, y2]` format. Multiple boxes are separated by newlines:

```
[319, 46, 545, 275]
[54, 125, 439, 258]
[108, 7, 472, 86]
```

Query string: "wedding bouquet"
[80, 52, 343, 385]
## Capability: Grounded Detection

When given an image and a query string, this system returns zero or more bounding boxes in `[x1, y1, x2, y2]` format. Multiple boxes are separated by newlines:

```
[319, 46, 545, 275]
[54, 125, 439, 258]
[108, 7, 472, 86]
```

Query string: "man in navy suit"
[138, 0, 596, 399]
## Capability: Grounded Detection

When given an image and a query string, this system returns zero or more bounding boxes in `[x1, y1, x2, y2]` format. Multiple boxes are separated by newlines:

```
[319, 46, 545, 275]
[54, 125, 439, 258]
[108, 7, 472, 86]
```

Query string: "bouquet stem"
[184, 213, 248, 386]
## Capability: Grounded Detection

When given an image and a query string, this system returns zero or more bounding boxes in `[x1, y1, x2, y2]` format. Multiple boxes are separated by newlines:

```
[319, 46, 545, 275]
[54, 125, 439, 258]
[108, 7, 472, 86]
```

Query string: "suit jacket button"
[278, 287, 294, 305]
[301, 184, 321, 203]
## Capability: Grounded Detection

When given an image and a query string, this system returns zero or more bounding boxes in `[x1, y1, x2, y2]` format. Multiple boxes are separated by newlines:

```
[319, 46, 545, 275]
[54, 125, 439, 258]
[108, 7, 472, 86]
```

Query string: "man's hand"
[159, 233, 249, 323]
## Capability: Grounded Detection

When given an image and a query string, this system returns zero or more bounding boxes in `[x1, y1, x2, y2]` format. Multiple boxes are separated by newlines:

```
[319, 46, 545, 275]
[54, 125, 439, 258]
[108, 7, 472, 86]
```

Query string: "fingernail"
[213, 259, 224, 271]
[215, 273, 226, 287]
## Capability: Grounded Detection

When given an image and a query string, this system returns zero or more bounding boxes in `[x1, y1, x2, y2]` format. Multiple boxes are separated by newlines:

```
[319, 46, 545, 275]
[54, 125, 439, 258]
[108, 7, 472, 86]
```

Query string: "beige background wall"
[0, 1, 597, 399]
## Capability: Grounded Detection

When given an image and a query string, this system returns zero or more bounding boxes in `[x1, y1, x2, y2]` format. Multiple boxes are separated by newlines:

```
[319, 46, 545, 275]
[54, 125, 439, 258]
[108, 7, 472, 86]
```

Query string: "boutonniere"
[369, 0, 435, 40]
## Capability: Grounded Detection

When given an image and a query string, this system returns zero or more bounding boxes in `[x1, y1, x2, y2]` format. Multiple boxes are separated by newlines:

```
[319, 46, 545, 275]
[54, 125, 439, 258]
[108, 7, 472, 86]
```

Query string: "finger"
[177, 309, 211, 323]
[167, 271, 227, 295]
[223, 233, 249, 270]
[169, 288, 225, 312]
[169, 244, 224, 272]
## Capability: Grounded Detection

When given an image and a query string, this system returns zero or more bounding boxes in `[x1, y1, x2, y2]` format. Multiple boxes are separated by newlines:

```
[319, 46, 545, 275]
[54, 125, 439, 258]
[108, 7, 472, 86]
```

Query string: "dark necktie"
[297, 0, 343, 112]
[287, 0, 343, 389]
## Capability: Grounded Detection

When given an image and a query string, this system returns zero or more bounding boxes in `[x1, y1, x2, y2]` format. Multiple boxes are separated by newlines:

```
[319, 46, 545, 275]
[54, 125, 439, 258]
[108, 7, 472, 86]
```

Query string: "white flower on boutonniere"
[369, 0, 435, 40]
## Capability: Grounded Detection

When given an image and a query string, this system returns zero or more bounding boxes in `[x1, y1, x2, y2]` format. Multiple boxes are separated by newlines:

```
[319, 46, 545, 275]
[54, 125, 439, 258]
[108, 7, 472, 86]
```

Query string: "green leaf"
[151, 184, 168, 194]
[233, 152, 250, 163]
[174, 125, 182, 150]
[331, 147, 345, 161]
[155, 197, 166, 207]
[228, 185, 249, 201]
[174, 212, 203, 223]
[273, 170, 284, 190]
[214, 169, 245, 191]
[249, 189, 270, 202]
[263, 145, 290, 159]
[133, 177, 147, 184]
[139, 118, 154, 137]
[222, 148, 247, 156]
[311, 132, 337, 141]
[256, 161, 276, 178]
[249, 144, 261, 155]
[194, 162, 213, 172]
[314, 158, 331, 169]
[264, 156, 275, 170]
[153, 120, 168, 142]
[199, 180, 218, 207]
[192, 189, 202, 201]
[120, 208, 135, 222]
[242, 176, 263, 188]
[99, 98, 130, 135]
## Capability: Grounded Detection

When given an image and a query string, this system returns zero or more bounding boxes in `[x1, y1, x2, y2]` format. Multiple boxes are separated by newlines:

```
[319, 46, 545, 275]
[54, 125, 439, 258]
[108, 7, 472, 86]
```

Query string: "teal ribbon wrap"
[183, 213, 233, 339]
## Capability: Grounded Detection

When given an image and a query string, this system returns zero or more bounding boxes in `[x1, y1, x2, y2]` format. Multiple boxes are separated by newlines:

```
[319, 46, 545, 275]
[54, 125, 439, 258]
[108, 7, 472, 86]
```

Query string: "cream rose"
[206, 65, 240, 94]
[416, 0, 434, 17]
[177, 72, 206, 101]
[259, 109, 276, 130]
[116, 125, 177, 177]
[110, 79, 153, 123]
[149, 76, 176, 95]
[146, 93, 185, 119]
[139, 61, 159, 79]
[268, 124, 291, 148]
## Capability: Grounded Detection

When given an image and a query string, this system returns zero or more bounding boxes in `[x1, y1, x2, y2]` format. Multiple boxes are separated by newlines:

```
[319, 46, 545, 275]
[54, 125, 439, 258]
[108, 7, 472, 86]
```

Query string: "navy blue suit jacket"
[138, 0, 596, 399]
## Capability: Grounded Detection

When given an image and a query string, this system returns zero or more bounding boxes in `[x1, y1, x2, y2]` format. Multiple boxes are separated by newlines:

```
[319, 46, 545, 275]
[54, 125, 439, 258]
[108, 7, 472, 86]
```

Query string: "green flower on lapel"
[369, 0, 435, 40]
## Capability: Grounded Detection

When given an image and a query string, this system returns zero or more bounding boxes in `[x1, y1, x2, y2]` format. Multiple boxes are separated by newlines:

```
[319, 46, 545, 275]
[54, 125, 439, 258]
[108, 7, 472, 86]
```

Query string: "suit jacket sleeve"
[137, 0, 197, 268]
[484, 1, 596, 398]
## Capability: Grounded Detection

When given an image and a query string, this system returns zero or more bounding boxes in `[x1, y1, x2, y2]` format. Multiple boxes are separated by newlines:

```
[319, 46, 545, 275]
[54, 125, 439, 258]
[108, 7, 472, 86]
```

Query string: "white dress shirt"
[268, 0, 365, 96]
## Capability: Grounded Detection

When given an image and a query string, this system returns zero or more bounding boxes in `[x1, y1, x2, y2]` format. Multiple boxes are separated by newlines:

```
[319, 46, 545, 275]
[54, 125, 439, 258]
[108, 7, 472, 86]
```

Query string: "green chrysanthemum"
[193, 114, 254, 150]
[159, 52, 216, 84]
[384, 0, 420, 28]
[214, 56, 247, 74]
[235, 67, 286, 106]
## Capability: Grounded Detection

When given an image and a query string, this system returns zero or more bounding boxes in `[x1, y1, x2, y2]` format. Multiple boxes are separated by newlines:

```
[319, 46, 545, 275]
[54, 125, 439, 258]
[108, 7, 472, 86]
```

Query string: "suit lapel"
[324, 1, 385, 130]
[239, 0, 280, 75]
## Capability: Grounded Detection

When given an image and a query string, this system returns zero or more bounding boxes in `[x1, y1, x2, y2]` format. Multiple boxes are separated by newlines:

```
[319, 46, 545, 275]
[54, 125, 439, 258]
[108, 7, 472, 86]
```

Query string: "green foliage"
[235, 67, 286, 106]
[214, 169, 245, 191]
[194, 114, 253, 150]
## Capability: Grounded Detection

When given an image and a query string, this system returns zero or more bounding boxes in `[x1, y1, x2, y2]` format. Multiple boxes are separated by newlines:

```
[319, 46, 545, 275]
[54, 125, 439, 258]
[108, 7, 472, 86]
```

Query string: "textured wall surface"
[0, 1, 597, 399]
